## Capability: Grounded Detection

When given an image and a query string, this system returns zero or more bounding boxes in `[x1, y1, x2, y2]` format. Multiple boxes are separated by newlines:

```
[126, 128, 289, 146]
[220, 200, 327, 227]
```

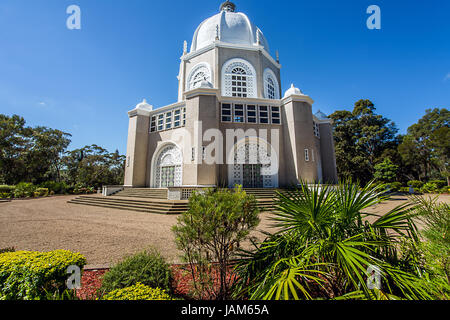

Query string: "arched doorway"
[152, 144, 182, 188]
[228, 139, 278, 188]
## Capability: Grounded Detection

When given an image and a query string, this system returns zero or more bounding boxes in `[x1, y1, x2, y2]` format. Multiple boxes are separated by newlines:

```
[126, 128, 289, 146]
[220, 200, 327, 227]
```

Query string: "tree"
[398, 108, 449, 185]
[25, 126, 71, 184]
[373, 158, 399, 183]
[172, 186, 260, 300]
[330, 100, 398, 184]
[62, 145, 125, 188]
[0, 114, 31, 184]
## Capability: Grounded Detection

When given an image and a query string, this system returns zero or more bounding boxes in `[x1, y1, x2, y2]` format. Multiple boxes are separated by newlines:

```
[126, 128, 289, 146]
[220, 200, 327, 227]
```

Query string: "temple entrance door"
[160, 166, 176, 188]
[242, 164, 263, 188]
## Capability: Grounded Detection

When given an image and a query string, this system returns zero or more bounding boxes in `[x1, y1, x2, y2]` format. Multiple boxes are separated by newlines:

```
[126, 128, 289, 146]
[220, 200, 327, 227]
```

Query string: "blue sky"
[0, 0, 449, 154]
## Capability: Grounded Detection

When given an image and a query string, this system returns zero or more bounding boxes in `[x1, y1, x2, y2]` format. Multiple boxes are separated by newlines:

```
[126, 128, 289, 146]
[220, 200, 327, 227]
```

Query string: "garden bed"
[77, 264, 235, 300]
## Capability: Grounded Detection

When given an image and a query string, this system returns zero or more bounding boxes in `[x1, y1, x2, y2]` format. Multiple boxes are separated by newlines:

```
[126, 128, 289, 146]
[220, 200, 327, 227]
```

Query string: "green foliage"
[428, 180, 447, 189]
[13, 182, 36, 198]
[34, 188, 49, 197]
[62, 145, 125, 188]
[413, 197, 450, 299]
[374, 159, 399, 183]
[0, 247, 15, 254]
[399, 108, 449, 184]
[101, 283, 171, 300]
[389, 182, 403, 192]
[421, 182, 439, 193]
[0, 250, 86, 300]
[172, 186, 260, 300]
[100, 249, 172, 295]
[0, 185, 14, 198]
[0, 114, 71, 185]
[330, 100, 398, 184]
[0, 113, 125, 189]
[234, 180, 434, 300]
[39, 181, 69, 194]
[408, 180, 424, 189]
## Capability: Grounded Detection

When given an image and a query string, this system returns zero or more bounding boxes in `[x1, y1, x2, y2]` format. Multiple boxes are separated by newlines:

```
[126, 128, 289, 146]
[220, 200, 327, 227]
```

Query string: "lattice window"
[222, 59, 256, 98]
[263, 68, 280, 100]
[187, 63, 212, 90]
[154, 145, 183, 188]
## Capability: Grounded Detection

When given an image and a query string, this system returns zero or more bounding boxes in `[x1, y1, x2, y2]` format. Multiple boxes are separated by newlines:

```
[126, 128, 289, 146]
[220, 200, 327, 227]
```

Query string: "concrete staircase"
[67, 195, 188, 214]
[113, 188, 168, 199]
[67, 188, 289, 214]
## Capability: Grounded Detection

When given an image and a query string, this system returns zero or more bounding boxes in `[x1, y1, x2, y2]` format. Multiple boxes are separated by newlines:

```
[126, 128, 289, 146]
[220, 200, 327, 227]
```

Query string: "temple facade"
[124, 1, 338, 192]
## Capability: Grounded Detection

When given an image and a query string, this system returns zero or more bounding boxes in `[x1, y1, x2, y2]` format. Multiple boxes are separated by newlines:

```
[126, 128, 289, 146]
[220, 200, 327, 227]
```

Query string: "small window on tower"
[221, 103, 232, 122]
[259, 106, 269, 124]
[247, 105, 257, 123]
[234, 104, 244, 123]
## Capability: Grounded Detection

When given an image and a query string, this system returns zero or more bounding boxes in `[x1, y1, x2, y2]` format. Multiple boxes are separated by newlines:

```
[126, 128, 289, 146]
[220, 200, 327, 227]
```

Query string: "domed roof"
[135, 99, 153, 111]
[190, 1, 269, 53]
[283, 84, 305, 98]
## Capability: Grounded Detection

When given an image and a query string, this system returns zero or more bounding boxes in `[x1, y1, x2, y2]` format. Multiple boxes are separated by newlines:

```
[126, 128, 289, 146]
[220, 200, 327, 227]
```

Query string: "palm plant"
[233, 180, 433, 300]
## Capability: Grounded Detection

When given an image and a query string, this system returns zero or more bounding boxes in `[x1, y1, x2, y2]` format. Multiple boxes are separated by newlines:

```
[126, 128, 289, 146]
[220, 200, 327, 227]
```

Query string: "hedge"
[0, 250, 86, 300]
[101, 283, 171, 300]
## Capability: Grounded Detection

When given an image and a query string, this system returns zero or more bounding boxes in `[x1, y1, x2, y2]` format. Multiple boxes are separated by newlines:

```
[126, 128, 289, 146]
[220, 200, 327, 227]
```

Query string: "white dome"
[283, 84, 305, 98]
[135, 99, 153, 111]
[190, 2, 269, 53]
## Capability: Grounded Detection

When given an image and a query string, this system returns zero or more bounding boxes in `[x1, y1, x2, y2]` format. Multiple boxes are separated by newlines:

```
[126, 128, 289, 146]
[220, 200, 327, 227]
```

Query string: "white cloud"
[38, 102, 46, 106]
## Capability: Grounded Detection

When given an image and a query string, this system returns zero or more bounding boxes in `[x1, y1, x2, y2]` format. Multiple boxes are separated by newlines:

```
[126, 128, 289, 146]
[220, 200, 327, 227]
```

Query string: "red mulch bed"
[76, 264, 235, 300]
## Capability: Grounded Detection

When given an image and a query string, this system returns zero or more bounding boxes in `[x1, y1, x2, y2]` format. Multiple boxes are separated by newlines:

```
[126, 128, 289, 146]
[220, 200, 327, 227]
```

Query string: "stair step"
[68, 200, 186, 214]
[69, 200, 186, 212]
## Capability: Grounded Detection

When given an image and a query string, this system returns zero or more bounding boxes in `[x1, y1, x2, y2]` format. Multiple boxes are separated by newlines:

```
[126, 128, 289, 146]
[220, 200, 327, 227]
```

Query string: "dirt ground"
[0, 194, 448, 267]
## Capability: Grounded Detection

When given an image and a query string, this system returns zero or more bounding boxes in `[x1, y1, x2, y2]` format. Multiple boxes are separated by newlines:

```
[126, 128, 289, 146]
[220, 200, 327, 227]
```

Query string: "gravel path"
[0, 194, 448, 267]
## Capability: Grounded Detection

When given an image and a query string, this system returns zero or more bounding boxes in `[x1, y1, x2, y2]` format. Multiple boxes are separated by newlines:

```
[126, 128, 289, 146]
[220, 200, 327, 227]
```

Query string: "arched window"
[231, 67, 248, 97]
[222, 58, 257, 98]
[263, 68, 280, 100]
[152, 144, 183, 188]
[187, 63, 212, 91]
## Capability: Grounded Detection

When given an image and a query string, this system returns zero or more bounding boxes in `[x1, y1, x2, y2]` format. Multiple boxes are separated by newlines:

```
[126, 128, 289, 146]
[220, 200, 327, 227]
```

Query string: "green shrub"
[34, 188, 49, 197]
[13, 182, 36, 198]
[39, 181, 69, 194]
[428, 180, 447, 189]
[388, 182, 402, 192]
[100, 249, 172, 295]
[421, 182, 439, 193]
[0, 247, 15, 254]
[0, 250, 86, 300]
[399, 187, 410, 193]
[101, 283, 171, 300]
[408, 180, 424, 189]
[439, 186, 449, 194]
[0, 185, 15, 197]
